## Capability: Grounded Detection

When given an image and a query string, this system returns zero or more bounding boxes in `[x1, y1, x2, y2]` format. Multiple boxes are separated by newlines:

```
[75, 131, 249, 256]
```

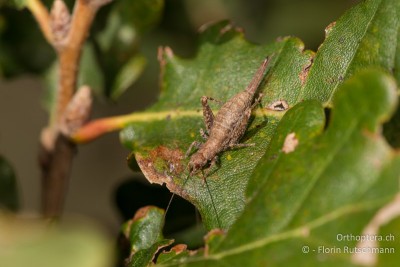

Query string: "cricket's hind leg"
[201, 96, 223, 134]
[227, 143, 255, 150]
[226, 93, 264, 150]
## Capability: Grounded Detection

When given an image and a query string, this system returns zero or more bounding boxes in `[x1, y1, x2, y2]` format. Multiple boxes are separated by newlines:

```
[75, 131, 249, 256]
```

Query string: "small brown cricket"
[186, 57, 271, 178]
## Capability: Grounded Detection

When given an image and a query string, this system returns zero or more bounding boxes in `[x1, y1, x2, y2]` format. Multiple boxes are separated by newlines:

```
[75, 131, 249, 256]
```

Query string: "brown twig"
[55, 0, 100, 124]
[39, 136, 76, 217]
[27, 0, 111, 218]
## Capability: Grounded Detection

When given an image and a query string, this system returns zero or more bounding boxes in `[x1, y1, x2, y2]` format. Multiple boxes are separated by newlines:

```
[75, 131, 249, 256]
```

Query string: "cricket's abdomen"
[200, 91, 254, 158]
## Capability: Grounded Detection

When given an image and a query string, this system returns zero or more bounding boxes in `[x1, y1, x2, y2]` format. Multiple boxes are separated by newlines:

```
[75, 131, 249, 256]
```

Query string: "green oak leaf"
[121, 0, 400, 231]
[154, 69, 399, 266]
[121, 206, 173, 267]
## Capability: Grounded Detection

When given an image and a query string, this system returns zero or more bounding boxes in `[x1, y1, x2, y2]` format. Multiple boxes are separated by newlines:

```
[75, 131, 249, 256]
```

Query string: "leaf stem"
[72, 108, 286, 143]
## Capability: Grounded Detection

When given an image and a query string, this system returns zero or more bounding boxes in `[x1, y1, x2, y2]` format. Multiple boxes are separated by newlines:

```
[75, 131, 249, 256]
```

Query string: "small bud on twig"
[59, 85, 93, 137]
[50, 0, 71, 48]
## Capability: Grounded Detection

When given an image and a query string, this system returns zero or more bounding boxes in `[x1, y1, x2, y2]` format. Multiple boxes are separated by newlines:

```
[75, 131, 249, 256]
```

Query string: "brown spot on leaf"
[266, 100, 289, 111]
[299, 56, 314, 85]
[282, 132, 299, 153]
[136, 146, 184, 187]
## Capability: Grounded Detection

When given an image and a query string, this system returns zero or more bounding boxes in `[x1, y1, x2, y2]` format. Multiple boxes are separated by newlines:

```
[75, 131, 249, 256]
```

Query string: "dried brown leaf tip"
[132, 206, 153, 221]
[135, 146, 185, 195]
[325, 21, 337, 37]
[170, 244, 187, 255]
[59, 85, 92, 137]
[50, 0, 71, 48]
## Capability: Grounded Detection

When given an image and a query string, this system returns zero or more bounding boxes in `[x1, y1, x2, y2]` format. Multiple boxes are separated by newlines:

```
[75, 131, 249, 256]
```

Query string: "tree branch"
[55, 0, 100, 125]
[28, 0, 111, 218]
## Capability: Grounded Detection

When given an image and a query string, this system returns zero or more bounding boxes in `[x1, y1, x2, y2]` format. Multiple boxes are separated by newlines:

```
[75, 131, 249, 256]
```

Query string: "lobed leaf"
[121, 206, 173, 267]
[121, 0, 400, 231]
[155, 69, 400, 266]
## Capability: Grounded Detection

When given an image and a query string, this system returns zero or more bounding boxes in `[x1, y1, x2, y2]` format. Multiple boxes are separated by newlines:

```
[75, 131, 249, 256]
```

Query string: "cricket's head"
[188, 153, 207, 175]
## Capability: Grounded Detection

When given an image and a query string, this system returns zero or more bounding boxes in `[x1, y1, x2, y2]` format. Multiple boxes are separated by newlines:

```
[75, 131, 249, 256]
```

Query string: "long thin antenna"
[164, 171, 191, 221]
[164, 192, 175, 218]
[203, 177, 222, 229]
[164, 171, 222, 230]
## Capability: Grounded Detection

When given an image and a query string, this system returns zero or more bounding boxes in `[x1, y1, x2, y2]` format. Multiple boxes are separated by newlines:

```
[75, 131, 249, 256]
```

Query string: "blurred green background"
[0, 0, 359, 232]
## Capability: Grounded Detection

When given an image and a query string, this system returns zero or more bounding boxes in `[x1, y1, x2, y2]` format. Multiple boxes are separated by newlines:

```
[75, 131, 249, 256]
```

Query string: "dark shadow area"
[324, 107, 332, 130]
[114, 175, 198, 235]
[383, 97, 400, 148]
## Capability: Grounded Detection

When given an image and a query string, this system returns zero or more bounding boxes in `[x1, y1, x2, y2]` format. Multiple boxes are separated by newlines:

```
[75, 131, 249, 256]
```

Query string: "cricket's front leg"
[201, 155, 219, 182]
[251, 93, 264, 109]
[199, 128, 209, 140]
[185, 140, 202, 158]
